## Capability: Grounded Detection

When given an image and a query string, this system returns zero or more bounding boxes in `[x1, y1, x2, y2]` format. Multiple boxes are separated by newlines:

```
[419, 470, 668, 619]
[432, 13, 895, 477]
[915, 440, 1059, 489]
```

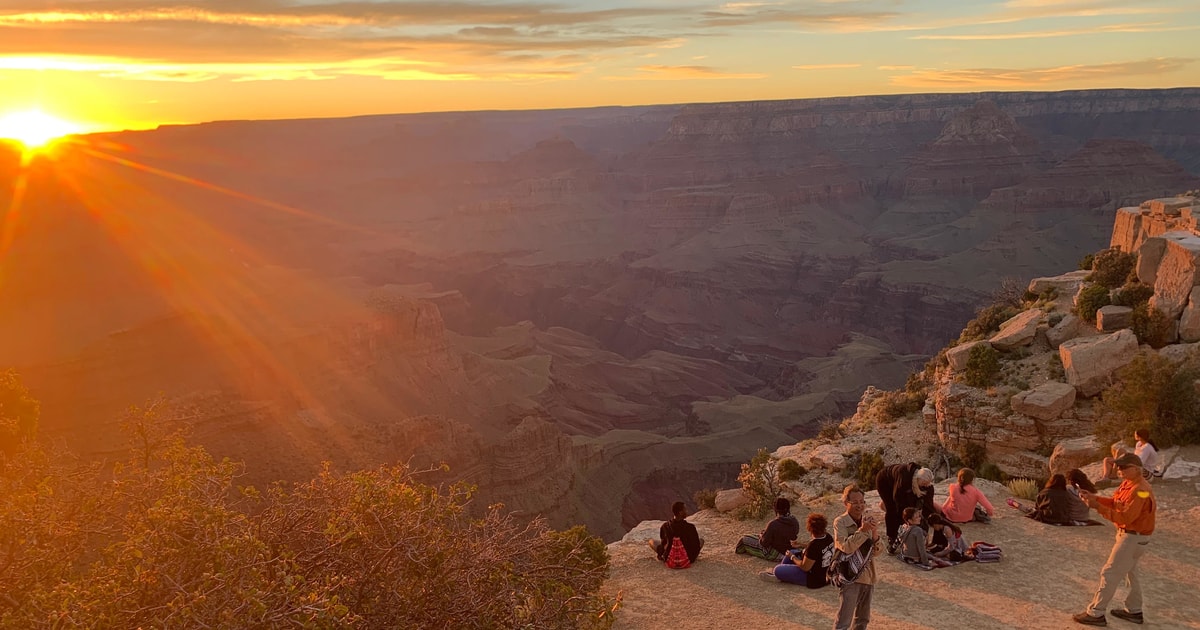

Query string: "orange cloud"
[911, 22, 1198, 40]
[889, 57, 1194, 88]
[792, 63, 861, 70]
[605, 65, 768, 81]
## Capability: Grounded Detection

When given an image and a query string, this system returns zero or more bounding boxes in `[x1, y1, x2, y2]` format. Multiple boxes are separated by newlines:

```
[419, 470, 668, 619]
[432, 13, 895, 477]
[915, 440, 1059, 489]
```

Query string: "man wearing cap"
[1073, 452, 1157, 626]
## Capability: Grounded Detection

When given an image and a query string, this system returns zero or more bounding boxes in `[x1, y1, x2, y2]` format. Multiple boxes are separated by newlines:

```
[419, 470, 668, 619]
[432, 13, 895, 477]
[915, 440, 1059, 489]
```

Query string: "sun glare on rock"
[0, 109, 82, 150]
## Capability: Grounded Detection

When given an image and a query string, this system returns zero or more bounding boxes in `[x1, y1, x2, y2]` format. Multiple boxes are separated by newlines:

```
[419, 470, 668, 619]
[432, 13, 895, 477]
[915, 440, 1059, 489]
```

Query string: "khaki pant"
[835, 582, 873, 630]
[1087, 530, 1150, 616]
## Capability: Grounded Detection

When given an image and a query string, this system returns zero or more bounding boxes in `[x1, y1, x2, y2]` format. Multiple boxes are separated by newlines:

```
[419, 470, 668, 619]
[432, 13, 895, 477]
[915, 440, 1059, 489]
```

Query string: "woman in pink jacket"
[940, 468, 995, 523]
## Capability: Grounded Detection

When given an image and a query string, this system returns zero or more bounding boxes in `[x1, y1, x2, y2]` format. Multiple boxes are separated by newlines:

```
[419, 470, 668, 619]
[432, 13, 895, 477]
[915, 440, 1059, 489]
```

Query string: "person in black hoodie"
[735, 497, 801, 561]
[1023, 474, 1074, 524]
[648, 501, 704, 563]
[876, 462, 940, 553]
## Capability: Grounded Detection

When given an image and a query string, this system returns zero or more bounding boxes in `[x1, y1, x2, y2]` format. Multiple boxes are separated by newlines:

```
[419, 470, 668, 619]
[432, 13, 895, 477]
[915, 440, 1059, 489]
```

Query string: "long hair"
[1135, 428, 1157, 451]
[1045, 474, 1067, 490]
[957, 468, 975, 495]
[1066, 469, 1096, 493]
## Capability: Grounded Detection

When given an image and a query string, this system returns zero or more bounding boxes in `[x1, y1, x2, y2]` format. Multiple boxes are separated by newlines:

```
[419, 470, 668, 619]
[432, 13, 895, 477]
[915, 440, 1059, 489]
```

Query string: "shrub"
[852, 448, 885, 490]
[0, 370, 39, 454]
[1095, 351, 1200, 448]
[1006, 477, 1039, 500]
[963, 344, 1001, 387]
[978, 462, 1005, 482]
[960, 304, 1019, 342]
[991, 277, 1026, 309]
[1086, 248, 1137, 289]
[777, 458, 806, 481]
[818, 419, 843, 441]
[1129, 303, 1175, 348]
[694, 488, 717, 510]
[875, 389, 922, 422]
[735, 448, 781, 519]
[1078, 253, 1095, 271]
[1073, 284, 1111, 323]
[958, 442, 987, 471]
[1111, 282, 1154, 308]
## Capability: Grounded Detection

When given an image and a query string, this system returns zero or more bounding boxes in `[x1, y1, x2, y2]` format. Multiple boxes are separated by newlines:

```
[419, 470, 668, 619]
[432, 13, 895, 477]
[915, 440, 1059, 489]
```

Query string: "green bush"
[818, 419, 842, 441]
[958, 442, 987, 471]
[1078, 253, 1095, 271]
[960, 304, 1019, 342]
[1096, 351, 1200, 448]
[978, 462, 1005, 482]
[735, 448, 781, 519]
[777, 458, 806, 481]
[1130, 303, 1176, 348]
[853, 448, 885, 490]
[963, 344, 1001, 387]
[1074, 284, 1111, 324]
[1086, 248, 1137, 289]
[1112, 282, 1154, 308]
[694, 488, 717, 510]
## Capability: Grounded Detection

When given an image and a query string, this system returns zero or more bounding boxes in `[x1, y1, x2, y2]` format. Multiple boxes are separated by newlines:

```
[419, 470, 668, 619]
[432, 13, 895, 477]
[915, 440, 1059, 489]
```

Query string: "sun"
[0, 109, 83, 150]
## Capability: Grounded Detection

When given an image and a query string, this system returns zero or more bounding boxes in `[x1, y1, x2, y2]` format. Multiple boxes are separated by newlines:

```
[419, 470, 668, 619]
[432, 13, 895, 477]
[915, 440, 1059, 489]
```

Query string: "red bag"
[664, 523, 691, 569]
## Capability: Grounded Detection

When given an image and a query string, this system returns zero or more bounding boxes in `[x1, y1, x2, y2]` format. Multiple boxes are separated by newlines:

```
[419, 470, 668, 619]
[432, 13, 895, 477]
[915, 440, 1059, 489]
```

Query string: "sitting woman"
[1100, 442, 1130, 482]
[897, 507, 951, 569]
[1019, 474, 1074, 524]
[760, 513, 833, 588]
[925, 514, 968, 562]
[1065, 468, 1097, 523]
[940, 468, 995, 524]
[1134, 428, 1161, 479]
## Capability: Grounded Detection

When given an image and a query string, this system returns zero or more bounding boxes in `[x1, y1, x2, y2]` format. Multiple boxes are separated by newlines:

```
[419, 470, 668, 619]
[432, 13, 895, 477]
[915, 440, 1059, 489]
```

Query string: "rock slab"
[1046, 314, 1083, 348]
[714, 489, 749, 513]
[1179, 287, 1200, 343]
[1049, 435, 1100, 475]
[1059, 329, 1139, 396]
[1096, 305, 1133, 332]
[1011, 381, 1077, 421]
[947, 340, 989, 371]
[808, 445, 846, 471]
[1028, 270, 1090, 296]
[990, 309, 1042, 350]
[1150, 232, 1200, 319]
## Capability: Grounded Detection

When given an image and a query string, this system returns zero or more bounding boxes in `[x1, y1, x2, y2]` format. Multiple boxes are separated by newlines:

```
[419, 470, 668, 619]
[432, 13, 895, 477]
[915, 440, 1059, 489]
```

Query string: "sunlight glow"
[0, 109, 82, 149]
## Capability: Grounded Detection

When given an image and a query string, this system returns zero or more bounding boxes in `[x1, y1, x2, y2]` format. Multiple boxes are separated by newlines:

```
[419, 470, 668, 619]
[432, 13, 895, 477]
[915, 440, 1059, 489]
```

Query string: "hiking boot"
[757, 570, 777, 582]
[1109, 609, 1143, 624]
[1073, 612, 1108, 626]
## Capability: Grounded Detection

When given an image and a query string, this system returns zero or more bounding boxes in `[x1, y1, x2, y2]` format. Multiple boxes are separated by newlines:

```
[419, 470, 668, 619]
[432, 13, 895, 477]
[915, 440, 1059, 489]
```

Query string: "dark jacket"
[658, 517, 702, 563]
[878, 462, 937, 517]
[760, 513, 801, 554]
[1029, 488, 1073, 524]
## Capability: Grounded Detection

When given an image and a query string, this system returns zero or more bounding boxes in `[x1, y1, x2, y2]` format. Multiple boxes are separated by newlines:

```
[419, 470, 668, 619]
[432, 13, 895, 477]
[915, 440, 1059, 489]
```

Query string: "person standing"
[875, 462, 939, 552]
[833, 484, 880, 630]
[1072, 453, 1157, 626]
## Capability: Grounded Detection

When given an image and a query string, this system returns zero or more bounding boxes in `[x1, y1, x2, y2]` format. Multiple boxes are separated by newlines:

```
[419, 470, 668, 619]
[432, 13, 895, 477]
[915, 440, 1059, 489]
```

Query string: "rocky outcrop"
[990, 310, 1042, 350]
[1028, 270, 1090, 296]
[1059, 329, 1139, 396]
[947, 340, 988, 371]
[1049, 435, 1100, 476]
[1149, 232, 1200, 319]
[714, 489, 750, 513]
[1046, 314, 1083, 348]
[1011, 382, 1076, 421]
[1096, 305, 1132, 332]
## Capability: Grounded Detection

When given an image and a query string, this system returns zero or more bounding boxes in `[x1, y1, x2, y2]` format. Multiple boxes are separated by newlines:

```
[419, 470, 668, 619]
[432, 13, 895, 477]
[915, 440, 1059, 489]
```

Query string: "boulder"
[1179, 287, 1200, 343]
[772, 443, 806, 462]
[1147, 196, 1196, 216]
[947, 340, 989, 371]
[1149, 232, 1200, 319]
[1059, 329, 1139, 396]
[1049, 435, 1101, 476]
[1046, 314, 1083, 348]
[1096, 305, 1133, 332]
[989, 310, 1042, 350]
[1163, 457, 1200, 480]
[808, 445, 846, 471]
[714, 489, 750, 513]
[1109, 207, 1144, 253]
[1010, 382, 1076, 421]
[1159, 342, 1200, 364]
[1135, 236, 1167, 285]
[1027, 270, 1090, 296]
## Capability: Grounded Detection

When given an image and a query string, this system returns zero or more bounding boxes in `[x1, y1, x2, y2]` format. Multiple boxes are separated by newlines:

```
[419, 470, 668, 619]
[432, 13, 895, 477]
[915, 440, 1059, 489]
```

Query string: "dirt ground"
[607, 449, 1200, 630]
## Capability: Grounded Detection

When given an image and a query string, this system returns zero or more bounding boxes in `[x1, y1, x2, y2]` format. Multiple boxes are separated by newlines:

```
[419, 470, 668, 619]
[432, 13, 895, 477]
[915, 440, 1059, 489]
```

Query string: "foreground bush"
[0, 434, 616, 629]
[1130, 303, 1176, 348]
[1086, 248, 1137, 289]
[735, 448, 781, 519]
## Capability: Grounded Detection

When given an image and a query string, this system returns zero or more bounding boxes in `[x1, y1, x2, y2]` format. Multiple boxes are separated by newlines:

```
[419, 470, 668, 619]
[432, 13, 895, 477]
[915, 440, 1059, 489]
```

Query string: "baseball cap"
[1114, 453, 1143, 469]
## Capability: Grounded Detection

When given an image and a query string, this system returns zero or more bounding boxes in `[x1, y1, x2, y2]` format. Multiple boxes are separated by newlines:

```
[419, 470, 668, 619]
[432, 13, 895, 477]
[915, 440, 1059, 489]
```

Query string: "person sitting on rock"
[1101, 442, 1130, 483]
[735, 497, 800, 561]
[926, 514, 967, 561]
[759, 512, 834, 588]
[1066, 468, 1097, 523]
[897, 507, 951, 569]
[647, 501, 704, 564]
[940, 467, 995, 524]
[1133, 429, 1161, 480]
[1019, 474, 1074, 524]
[876, 462, 940, 553]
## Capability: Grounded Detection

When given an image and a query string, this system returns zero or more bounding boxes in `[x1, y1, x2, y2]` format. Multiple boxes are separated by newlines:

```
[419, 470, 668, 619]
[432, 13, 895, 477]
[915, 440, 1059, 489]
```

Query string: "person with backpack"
[647, 501, 704, 568]
[833, 484, 881, 630]
[735, 497, 801, 561]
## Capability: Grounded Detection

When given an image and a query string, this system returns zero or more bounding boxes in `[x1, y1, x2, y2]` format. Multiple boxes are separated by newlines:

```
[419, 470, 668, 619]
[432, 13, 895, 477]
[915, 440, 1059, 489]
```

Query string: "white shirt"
[1135, 441, 1159, 475]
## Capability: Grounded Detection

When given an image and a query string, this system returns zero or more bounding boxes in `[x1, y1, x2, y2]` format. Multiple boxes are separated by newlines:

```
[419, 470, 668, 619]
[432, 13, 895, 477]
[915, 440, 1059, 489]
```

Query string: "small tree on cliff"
[735, 448, 781, 519]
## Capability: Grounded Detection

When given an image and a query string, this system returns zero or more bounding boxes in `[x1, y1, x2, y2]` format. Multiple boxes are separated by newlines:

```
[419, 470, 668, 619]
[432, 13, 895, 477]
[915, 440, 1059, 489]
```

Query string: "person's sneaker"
[1073, 612, 1108, 626]
[1006, 498, 1021, 509]
[1109, 609, 1143, 624]
[757, 570, 777, 582]
[886, 539, 900, 555]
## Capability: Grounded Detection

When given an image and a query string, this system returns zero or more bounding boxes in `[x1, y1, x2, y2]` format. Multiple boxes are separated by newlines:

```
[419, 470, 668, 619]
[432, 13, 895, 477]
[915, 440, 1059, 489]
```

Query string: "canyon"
[2, 88, 1198, 539]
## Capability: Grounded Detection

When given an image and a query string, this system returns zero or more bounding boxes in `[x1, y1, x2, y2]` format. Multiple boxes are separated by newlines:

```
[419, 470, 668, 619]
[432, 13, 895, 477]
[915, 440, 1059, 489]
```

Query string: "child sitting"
[897, 507, 952, 569]
[926, 514, 967, 562]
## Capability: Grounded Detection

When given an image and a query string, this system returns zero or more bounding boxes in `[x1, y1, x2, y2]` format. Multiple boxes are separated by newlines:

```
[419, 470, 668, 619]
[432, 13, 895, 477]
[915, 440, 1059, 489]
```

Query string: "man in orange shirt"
[1073, 452, 1156, 626]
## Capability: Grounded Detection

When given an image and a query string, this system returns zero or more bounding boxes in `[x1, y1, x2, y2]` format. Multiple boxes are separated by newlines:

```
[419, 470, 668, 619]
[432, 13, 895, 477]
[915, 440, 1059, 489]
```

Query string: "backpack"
[663, 523, 692, 569]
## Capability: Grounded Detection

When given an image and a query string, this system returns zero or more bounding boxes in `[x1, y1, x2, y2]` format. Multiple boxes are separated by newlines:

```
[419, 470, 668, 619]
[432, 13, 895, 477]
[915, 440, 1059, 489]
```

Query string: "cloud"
[792, 63, 861, 70]
[911, 22, 1198, 40]
[877, 64, 914, 70]
[889, 57, 1194, 88]
[604, 65, 768, 81]
[698, 6, 901, 28]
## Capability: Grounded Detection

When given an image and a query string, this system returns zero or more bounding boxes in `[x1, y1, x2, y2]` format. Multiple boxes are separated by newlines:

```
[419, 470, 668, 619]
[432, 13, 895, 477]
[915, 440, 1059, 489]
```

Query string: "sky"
[0, 0, 1197, 132]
